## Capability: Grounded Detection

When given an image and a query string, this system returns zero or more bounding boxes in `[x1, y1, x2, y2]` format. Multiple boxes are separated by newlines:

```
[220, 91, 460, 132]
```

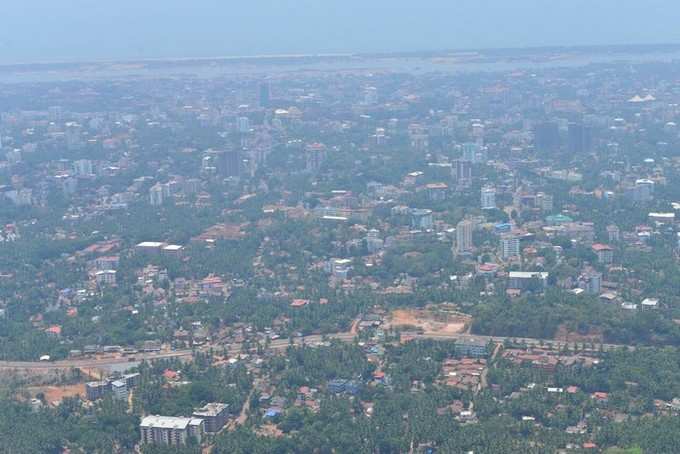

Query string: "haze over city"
[3, 0, 680, 63]
[5, 2, 680, 454]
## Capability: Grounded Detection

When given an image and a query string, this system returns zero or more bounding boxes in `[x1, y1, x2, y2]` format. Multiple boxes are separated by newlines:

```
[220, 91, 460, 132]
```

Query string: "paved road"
[0, 350, 194, 370]
[0, 331, 626, 371]
[411, 332, 627, 352]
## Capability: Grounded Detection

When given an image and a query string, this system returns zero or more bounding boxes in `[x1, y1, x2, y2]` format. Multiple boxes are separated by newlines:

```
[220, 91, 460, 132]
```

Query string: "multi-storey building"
[140, 416, 204, 447]
[481, 186, 496, 210]
[192, 403, 230, 433]
[455, 220, 474, 255]
[500, 235, 520, 260]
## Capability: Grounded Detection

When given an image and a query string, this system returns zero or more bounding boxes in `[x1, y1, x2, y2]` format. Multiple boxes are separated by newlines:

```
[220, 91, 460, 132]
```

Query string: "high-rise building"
[237, 116, 250, 134]
[455, 220, 474, 255]
[567, 122, 593, 154]
[183, 178, 201, 195]
[534, 121, 560, 153]
[410, 133, 429, 151]
[48, 105, 63, 122]
[411, 209, 434, 230]
[462, 142, 483, 163]
[454, 159, 473, 185]
[500, 235, 520, 260]
[629, 179, 654, 203]
[580, 269, 602, 295]
[606, 225, 620, 242]
[365, 229, 384, 253]
[535, 192, 553, 212]
[73, 159, 93, 176]
[305, 143, 326, 173]
[481, 186, 496, 210]
[221, 150, 241, 177]
[259, 82, 270, 108]
[205, 150, 241, 177]
[363, 86, 378, 104]
[65, 122, 83, 150]
[149, 184, 164, 206]
[6, 149, 21, 165]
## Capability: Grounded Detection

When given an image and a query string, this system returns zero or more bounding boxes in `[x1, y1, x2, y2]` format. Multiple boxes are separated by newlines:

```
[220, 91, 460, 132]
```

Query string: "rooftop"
[136, 241, 165, 248]
[193, 402, 229, 417]
[140, 415, 202, 430]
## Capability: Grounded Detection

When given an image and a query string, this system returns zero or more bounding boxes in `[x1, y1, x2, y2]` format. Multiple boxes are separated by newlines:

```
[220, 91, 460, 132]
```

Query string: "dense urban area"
[3, 48, 680, 453]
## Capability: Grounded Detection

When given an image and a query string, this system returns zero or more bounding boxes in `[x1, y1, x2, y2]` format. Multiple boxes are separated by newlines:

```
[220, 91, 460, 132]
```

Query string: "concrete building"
[628, 179, 654, 203]
[411, 209, 433, 230]
[454, 159, 472, 185]
[365, 229, 384, 253]
[85, 373, 141, 401]
[567, 122, 593, 154]
[94, 269, 117, 286]
[606, 225, 620, 242]
[73, 159, 94, 176]
[462, 142, 481, 163]
[508, 271, 549, 291]
[454, 337, 489, 358]
[327, 258, 353, 280]
[481, 186, 496, 210]
[135, 241, 166, 255]
[500, 235, 520, 260]
[363, 86, 378, 104]
[580, 269, 602, 295]
[259, 81, 270, 107]
[455, 220, 474, 255]
[641, 298, 659, 310]
[140, 416, 204, 447]
[85, 381, 109, 401]
[535, 192, 553, 212]
[237, 116, 250, 134]
[162, 244, 185, 256]
[305, 143, 326, 173]
[426, 183, 448, 202]
[534, 121, 560, 153]
[149, 183, 164, 206]
[192, 403, 230, 433]
[592, 243, 613, 264]
[110, 380, 128, 400]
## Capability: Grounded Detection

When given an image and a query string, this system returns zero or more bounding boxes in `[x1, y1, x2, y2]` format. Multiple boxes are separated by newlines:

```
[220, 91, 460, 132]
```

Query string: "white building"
[94, 270, 117, 286]
[365, 229, 384, 253]
[536, 192, 553, 211]
[73, 159, 94, 176]
[508, 271, 549, 290]
[326, 258, 353, 280]
[140, 415, 204, 447]
[481, 186, 496, 210]
[363, 86, 378, 104]
[149, 184, 164, 206]
[237, 116, 250, 133]
[641, 298, 659, 310]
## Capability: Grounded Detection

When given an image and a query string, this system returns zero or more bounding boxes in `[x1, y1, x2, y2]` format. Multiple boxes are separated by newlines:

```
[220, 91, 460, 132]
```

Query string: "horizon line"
[2, 42, 680, 69]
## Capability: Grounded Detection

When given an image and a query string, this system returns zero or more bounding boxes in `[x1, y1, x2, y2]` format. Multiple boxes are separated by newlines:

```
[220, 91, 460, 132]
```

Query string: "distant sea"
[2, 45, 680, 83]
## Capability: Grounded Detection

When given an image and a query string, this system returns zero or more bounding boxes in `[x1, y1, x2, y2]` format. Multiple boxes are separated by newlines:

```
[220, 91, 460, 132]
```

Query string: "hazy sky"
[2, 0, 680, 64]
